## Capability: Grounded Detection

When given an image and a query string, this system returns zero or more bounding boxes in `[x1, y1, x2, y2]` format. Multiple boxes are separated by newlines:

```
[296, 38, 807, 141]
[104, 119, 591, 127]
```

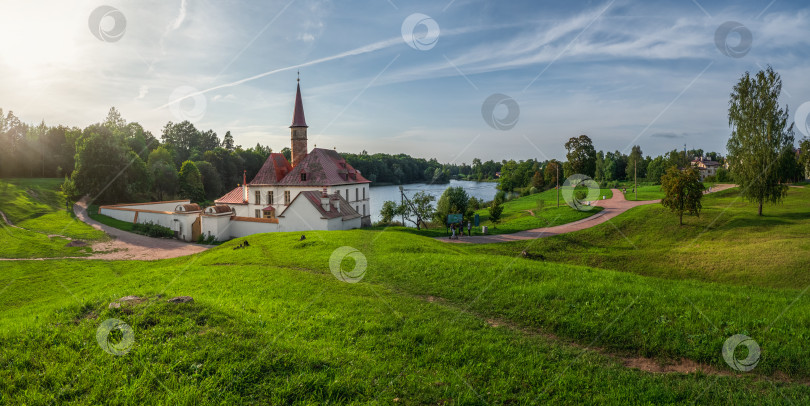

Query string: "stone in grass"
[109, 295, 145, 309]
[65, 240, 87, 247]
[168, 296, 194, 304]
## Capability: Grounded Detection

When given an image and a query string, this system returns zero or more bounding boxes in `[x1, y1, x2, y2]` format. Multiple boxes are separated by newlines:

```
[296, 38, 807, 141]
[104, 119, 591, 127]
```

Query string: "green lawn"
[388, 187, 614, 237]
[4, 179, 810, 403]
[2, 234, 810, 403]
[0, 178, 105, 258]
[621, 185, 665, 201]
[468, 186, 810, 289]
[87, 204, 136, 232]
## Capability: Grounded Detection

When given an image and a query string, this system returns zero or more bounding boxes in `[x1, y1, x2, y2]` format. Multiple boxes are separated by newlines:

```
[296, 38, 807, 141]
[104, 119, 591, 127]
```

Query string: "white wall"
[99, 207, 136, 223]
[201, 215, 233, 241]
[169, 213, 198, 241]
[105, 200, 189, 211]
[243, 184, 369, 222]
[229, 219, 280, 238]
[279, 198, 329, 232]
[230, 204, 250, 217]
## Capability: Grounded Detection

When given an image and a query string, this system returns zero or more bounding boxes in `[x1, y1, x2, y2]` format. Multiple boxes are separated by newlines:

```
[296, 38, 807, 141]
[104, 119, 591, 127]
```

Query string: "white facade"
[239, 184, 370, 220]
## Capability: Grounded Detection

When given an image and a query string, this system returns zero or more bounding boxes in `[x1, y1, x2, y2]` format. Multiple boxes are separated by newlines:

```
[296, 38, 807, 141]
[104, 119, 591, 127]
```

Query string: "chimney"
[290, 76, 308, 167]
[321, 187, 330, 211]
[242, 170, 248, 202]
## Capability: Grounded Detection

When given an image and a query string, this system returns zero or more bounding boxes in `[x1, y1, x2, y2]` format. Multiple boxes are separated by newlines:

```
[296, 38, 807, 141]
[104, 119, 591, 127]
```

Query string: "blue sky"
[1, 0, 809, 163]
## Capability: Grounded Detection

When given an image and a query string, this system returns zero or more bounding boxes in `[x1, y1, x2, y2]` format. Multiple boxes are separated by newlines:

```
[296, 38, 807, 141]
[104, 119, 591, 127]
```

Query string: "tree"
[397, 191, 435, 230]
[151, 161, 178, 201]
[103, 107, 126, 131]
[626, 145, 645, 180]
[161, 121, 200, 166]
[147, 146, 174, 170]
[195, 160, 223, 200]
[488, 198, 504, 226]
[544, 160, 561, 189]
[564, 135, 597, 178]
[727, 67, 794, 215]
[178, 160, 205, 202]
[435, 186, 470, 224]
[71, 125, 141, 203]
[222, 131, 235, 151]
[646, 156, 666, 184]
[531, 170, 544, 189]
[380, 200, 398, 223]
[799, 138, 810, 179]
[660, 166, 704, 225]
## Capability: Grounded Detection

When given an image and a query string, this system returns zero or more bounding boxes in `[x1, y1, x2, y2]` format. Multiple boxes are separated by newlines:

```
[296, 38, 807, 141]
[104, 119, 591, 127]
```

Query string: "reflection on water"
[369, 179, 498, 223]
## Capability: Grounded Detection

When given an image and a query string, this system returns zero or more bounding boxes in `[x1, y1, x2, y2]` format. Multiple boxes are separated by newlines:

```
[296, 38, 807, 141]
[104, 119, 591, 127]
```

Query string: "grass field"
[471, 186, 810, 289]
[0, 179, 105, 258]
[3, 179, 810, 403]
[389, 187, 614, 237]
[3, 233, 810, 403]
[87, 204, 137, 232]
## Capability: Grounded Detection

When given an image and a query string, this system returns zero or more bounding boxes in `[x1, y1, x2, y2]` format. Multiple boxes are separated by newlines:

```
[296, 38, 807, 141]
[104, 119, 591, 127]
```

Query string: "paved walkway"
[439, 184, 736, 244]
[73, 197, 210, 260]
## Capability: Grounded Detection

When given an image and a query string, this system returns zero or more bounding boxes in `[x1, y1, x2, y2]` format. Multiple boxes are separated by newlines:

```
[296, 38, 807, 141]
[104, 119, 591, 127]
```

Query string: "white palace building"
[100, 80, 372, 242]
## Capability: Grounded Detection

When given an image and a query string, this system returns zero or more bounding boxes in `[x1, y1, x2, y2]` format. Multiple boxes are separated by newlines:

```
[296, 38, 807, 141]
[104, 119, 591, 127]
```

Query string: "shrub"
[133, 221, 174, 238]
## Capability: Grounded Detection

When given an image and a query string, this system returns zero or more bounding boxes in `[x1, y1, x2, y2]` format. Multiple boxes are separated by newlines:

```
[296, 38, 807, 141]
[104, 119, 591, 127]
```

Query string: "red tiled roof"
[275, 148, 370, 186]
[291, 82, 307, 128]
[250, 153, 293, 185]
[215, 186, 247, 204]
[280, 191, 361, 220]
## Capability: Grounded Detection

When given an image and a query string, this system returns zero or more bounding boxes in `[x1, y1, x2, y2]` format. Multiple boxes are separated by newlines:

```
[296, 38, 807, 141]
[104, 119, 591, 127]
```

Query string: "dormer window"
[300, 172, 307, 181]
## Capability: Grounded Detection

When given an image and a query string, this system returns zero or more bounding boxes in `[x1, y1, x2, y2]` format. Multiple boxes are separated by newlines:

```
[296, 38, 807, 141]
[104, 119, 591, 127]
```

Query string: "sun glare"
[0, 3, 80, 74]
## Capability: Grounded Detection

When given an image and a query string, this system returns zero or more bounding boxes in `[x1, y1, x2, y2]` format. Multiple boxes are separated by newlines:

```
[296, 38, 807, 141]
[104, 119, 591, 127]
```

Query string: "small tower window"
[301, 172, 307, 181]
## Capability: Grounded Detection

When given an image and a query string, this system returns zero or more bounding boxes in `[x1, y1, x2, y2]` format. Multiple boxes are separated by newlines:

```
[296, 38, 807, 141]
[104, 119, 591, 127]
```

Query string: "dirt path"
[440, 184, 737, 244]
[69, 197, 210, 260]
[0, 209, 21, 229]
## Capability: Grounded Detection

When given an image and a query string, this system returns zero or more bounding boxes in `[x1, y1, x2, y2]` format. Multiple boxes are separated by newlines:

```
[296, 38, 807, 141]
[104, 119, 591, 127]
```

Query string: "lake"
[369, 179, 499, 223]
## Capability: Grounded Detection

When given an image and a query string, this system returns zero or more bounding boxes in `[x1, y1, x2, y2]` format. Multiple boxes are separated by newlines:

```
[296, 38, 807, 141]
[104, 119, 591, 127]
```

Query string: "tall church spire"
[290, 74, 308, 167]
[291, 72, 307, 128]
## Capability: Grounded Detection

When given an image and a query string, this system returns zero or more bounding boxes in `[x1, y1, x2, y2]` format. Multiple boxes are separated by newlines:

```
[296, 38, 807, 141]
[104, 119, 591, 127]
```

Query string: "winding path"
[69, 197, 210, 260]
[440, 184, 736, 244]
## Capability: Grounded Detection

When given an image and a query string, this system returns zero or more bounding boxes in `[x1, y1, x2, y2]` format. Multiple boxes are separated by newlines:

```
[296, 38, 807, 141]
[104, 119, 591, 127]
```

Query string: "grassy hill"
[3, 180, 810, 403]
[0, 179, 105, 258]
[471, 186, 810, 289]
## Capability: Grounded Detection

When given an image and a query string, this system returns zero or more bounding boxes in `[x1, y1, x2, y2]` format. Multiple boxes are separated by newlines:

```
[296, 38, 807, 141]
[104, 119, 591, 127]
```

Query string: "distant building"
[101, 79, 371, 242]
[690, 157, 721, 180]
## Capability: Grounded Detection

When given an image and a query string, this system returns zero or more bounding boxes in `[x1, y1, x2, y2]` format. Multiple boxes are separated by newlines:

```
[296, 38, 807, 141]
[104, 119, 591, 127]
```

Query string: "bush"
[133, 221, 174, 238]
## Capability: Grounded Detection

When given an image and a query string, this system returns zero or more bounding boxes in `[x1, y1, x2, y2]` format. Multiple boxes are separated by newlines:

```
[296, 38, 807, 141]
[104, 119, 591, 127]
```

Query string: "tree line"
[341, 153, 501, 185]
[0, 107, 503, 205]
